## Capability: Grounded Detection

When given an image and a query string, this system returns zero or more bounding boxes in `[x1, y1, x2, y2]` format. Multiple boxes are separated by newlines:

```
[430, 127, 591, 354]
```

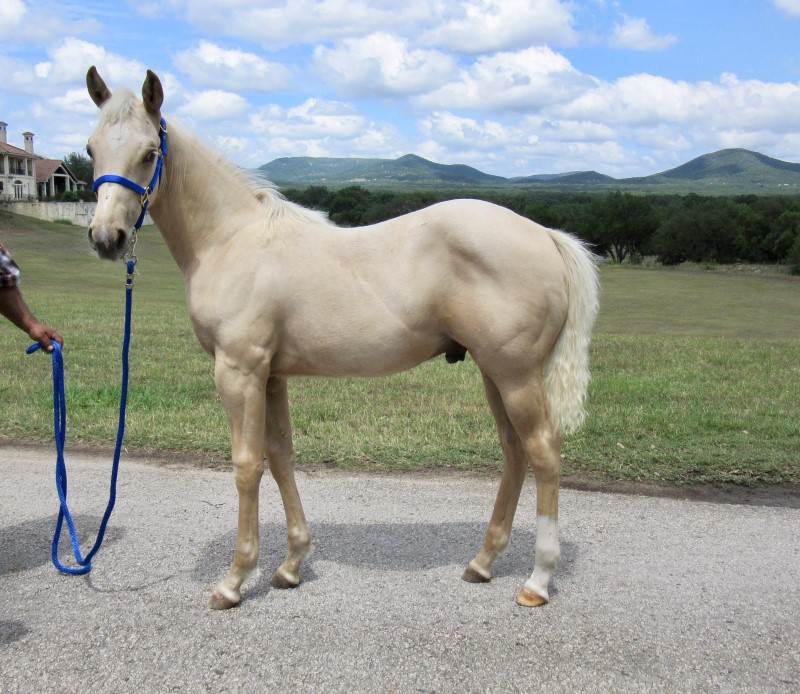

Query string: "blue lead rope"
[27, 259, 136, 575]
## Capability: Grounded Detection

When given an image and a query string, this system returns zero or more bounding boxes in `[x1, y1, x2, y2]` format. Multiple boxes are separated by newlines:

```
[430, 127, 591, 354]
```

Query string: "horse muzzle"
[88, 223, 130, 260]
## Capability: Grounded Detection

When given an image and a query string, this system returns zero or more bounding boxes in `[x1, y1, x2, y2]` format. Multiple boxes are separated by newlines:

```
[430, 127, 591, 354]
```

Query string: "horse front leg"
[209, 358, 267, 610]
[264, 377, 311, 589]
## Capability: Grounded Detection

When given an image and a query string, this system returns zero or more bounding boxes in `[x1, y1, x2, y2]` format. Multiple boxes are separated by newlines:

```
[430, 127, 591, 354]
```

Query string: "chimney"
[0, 121, 7, 145]
[23, 131, 34, 154]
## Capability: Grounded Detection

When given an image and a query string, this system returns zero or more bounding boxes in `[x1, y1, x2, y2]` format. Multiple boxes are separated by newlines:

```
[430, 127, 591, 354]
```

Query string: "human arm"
[0, 285, 64, 352]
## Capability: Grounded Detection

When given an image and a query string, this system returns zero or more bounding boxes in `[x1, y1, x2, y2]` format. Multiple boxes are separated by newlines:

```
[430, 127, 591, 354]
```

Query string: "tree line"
[283, 185, 800, 274]
[59, 149, 800, 273]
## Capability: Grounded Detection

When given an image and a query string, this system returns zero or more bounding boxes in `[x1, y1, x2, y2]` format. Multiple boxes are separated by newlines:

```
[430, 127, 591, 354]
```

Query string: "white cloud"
[556, 72, 800, 134]
[610, 16, 678, 51]
[251, 98, 368, 140]
[146, 0, 577, 53]
[0, 0, 98, 43]
[314, 33, 457, 97]
[246, 97, 403, 162]
[528, 117, 618, 144]
[36, 38, 148, 86]
[49, 88, 100, 115]
[160, 0, 432, 49]
[173, 41, 291, 92]
[411, 65, 800, 177]
[0, 0, 25, 27]
[176, 90, 250, 121]
[774, 0, 800, 16]
[421, 0, 578, 53]
[419, 112, 524, 151]
[415, 47, 598, 112]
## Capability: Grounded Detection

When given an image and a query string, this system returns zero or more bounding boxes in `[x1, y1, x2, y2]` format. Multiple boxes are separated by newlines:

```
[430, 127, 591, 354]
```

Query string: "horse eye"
[143, 151, 156, 164]
[86, 146, 93, 160]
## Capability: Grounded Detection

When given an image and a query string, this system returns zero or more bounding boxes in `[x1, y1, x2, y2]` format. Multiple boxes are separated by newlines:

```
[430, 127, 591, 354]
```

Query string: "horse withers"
[85, 66, 599, 610]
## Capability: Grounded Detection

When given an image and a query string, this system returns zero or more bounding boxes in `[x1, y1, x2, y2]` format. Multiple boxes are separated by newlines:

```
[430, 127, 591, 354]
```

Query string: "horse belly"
[273, 311, 446, 378]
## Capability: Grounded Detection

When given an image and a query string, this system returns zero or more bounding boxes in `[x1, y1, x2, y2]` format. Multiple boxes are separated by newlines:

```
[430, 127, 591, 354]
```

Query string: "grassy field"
[1, 210, 798, 487]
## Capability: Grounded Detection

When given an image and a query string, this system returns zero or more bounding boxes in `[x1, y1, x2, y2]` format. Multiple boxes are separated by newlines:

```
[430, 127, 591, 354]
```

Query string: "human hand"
[28, 322, 64, 353]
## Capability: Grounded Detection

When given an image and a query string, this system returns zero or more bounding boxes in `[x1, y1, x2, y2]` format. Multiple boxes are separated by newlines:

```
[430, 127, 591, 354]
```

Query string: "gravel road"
[1, 444, 798, 693]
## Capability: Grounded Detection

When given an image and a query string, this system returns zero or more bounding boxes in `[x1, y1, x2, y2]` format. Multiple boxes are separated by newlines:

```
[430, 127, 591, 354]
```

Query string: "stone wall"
[0, 200, 152, 227]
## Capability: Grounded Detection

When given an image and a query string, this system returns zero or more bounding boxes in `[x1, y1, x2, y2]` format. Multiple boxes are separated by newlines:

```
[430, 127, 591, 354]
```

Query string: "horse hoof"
[209, 587, 240, 610]
[461, 563, 491, 583]
[271, 569, 300, 590]
[516, 587, 548, 607]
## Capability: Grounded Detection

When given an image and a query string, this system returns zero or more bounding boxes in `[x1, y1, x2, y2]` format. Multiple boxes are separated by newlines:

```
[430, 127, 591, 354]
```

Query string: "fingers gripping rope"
[27, 259, 135, 575]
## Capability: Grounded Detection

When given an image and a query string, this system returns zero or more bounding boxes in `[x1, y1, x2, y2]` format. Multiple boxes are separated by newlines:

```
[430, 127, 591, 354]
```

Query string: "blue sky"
[2, 0, 800, 178]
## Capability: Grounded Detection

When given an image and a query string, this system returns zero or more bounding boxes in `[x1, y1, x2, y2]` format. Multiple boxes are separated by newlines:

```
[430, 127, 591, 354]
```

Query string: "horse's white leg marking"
[209, 359, 267, 610]
[463, 372, 528, 583]
[264, 377, 312, 589]
[520, 515, 559, 604]
[494, 376, 562, 607]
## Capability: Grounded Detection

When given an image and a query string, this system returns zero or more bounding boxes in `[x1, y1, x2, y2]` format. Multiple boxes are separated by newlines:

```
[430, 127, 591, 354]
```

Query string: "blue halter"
[92, 117, 168, 235]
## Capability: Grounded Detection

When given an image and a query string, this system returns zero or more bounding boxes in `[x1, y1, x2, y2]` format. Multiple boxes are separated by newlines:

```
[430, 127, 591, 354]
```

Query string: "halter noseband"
[92, 118, 168, 236]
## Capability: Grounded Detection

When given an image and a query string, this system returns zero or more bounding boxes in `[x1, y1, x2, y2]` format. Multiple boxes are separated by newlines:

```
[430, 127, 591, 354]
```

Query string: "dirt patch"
[560, 476, 799, 509]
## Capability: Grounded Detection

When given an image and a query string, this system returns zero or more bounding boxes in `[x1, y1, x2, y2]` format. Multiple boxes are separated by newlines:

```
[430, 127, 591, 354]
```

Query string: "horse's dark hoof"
[209, 586, 240, 610]
[462, 563, 491, 583]
[271, 569, 300, 589]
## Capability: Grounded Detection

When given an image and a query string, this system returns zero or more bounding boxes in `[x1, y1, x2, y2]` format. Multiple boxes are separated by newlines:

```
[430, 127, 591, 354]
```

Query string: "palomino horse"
[85, 67, 599, 610]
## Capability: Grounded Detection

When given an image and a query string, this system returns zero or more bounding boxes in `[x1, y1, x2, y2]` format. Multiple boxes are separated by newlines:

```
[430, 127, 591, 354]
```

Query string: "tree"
[64, 151, 93, 185]
[788, 234, 800, 275]
[765, 210, 800, 263]
[652, 196, 744, 265]
[326, 186, 374, 226]
[585, 192, 659, 263]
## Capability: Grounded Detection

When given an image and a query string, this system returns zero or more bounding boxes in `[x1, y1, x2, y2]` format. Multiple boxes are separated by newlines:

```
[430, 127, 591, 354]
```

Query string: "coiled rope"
[27, 258, 136, 575]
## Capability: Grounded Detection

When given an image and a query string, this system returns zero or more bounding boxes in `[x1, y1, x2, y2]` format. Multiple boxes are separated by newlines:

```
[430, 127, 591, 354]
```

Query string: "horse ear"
[142, 70, 164, 117]
[86, 66, 112, 108]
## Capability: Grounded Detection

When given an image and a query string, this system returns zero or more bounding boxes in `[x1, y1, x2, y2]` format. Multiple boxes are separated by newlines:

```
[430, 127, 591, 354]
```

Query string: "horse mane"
[96, 89, 331, 238]
[97, 89, 138, 128]
[245, 173, 332, 233]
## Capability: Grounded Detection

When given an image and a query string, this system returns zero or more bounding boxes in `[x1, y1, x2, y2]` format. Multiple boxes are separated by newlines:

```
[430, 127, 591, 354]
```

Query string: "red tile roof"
[0, 142, 31, 157]
[35, 159, 63, 183]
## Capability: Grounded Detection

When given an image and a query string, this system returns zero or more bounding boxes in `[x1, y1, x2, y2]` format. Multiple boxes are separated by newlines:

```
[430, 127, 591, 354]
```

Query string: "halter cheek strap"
[92, 118, 168, 233]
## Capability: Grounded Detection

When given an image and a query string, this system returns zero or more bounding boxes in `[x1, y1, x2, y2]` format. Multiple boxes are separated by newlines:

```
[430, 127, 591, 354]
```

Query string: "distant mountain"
[620, 149, 800, 190]
[259, 153, 506, 187]
[513, 170, 616, 185]
[258, 148, 800, 193]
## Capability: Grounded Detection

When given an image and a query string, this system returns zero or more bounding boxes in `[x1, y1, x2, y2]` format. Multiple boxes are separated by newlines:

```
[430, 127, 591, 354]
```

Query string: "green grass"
[1, 210, 798, 486]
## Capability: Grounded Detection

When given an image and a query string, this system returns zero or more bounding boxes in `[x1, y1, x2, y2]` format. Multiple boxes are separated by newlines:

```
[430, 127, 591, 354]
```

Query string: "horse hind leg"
[463, 372, 528, 583]
[264, 377, 312, 589]
[498, 376, 563, 607]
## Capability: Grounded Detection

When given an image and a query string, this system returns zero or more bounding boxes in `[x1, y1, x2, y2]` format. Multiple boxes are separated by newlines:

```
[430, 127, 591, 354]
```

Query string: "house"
[35, 158, 83, 198]
[0, 121, 82, 201]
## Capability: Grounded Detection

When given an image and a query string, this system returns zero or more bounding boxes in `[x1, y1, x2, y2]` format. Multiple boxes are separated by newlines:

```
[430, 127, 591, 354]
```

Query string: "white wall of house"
[1, 121, 39, 202]
[0, 154, 37, 201]
[1, 123, 79, 202]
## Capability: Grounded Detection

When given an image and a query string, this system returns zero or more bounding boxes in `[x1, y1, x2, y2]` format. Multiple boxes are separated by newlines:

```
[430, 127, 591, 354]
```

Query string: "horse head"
[85, 67, 165, 260]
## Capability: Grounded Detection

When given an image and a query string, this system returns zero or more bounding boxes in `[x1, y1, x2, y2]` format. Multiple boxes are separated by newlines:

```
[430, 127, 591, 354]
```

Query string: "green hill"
[621, 149, 800, 191]
[258, 148, 800, 193]
[259, 153, 506, 187]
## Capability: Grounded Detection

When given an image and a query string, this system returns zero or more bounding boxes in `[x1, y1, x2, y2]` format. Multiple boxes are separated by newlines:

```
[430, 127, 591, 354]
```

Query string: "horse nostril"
[115, 229, 127, 251]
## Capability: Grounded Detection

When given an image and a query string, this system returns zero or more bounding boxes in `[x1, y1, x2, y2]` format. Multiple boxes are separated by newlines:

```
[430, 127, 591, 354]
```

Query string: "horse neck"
[149, 126, 260, 276]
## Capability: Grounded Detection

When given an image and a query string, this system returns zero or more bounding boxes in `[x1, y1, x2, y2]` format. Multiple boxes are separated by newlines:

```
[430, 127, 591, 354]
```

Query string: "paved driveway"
[1, 445, 798, 692]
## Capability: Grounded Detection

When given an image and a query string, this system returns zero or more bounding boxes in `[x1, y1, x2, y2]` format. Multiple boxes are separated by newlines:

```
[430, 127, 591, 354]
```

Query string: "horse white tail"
[543, 229, 600, 436]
